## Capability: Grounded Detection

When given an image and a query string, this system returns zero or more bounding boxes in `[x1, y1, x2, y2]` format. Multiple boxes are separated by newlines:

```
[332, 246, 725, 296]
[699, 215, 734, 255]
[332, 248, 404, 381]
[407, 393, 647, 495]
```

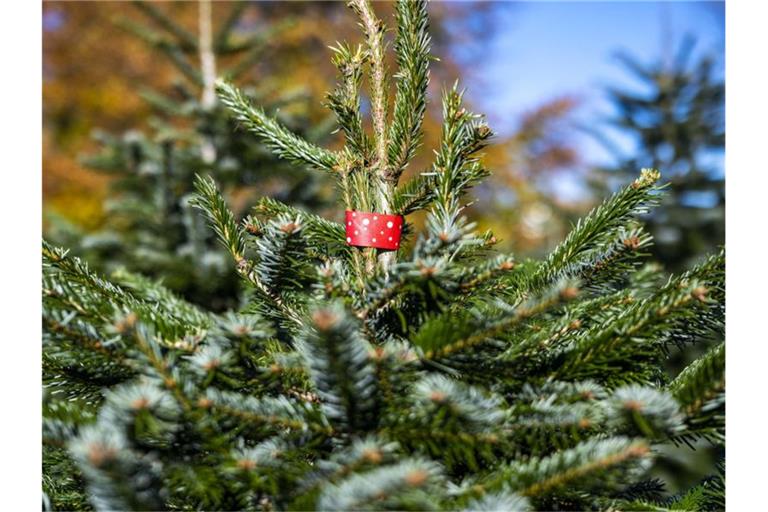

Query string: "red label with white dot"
[345, 210, 403, 251]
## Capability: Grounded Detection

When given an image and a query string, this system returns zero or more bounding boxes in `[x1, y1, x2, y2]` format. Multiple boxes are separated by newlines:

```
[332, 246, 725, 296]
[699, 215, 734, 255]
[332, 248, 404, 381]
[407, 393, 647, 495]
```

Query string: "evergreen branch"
[99, 381, 182, 433]
[138, 88, 186, 116]
[252, 214, 309, 296]
[78, 129, 135, 174]
[213, 1, 247, 52]
[298, 303, 378, 432]
[668, 342, 725, 444]
[415, 279, 578, 361]
[111, 268, 211, 328]
[388, 0, 431, 181]
[205, 388, 331, 434]
[114, 18, 171, 52]
[236, 270, 307, 332]
[391, 171, 436, 215]
[326, 43, 372, 161]
[191, 175, 305, 329]
[382, 427, 501, 464]
[43, 274, 113, 326]
[608, 478, 667, 506]
[43, 343, 132, 403]
[293, 436, 401, 505]
[43, 241, 196, 337]
[43, 445, 91, 511]
[530, 169, 663, 291]
[190, 174, 245, 261]
[69, 424, 166, 511]
[494, 437, 651, 499]
[318, 458, 443, 511]
[133, 1, 198, 51]
[129, 325, 194, 411]
[43, 242, 131, 307]
[357, 256, 457, 323]
[554, 276, 708, 385]
[224, 42, 269, 81]
[216, 80, 338, 173]
[242, 215, 315, 331]
[228, 438, 314, 498]
[316, 260, 357, 302]
[115, 19, 203, 87]
[254, 197, 350, 257]
[504, 381, 607, 455]
[604, 385, 685, 440]
[667, 461, 724, 511]
[497, 291, 613, 370]
[433, 85, 493, 216]
[679, 248, 725, 289]
[624, 462, 725, 511]
[159, 45, 205, 88]
[554, 226, 653, 293]
[669, 342, 725, 414]
[43, 313, 114, 359]
[463, 491, 531, 512]
[421, 203, 487, 259]
[390, 375, 505, 470]
[349, 0, 389, 180]
[402, 84, 492, 256]
[456, 255, 517, 294]
[411, 374, 506, 433]
[664, 249, 725, 346]
[223, 20, 296, 79]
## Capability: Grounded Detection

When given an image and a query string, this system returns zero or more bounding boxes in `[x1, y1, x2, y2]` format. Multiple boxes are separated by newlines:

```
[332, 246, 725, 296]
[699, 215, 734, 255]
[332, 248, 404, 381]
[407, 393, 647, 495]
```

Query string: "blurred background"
[42, 0, 724, 490]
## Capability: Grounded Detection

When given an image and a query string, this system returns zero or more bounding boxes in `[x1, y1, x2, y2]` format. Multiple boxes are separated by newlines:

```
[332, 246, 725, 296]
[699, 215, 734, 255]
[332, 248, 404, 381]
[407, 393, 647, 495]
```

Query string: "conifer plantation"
[43, 1, 725, 510]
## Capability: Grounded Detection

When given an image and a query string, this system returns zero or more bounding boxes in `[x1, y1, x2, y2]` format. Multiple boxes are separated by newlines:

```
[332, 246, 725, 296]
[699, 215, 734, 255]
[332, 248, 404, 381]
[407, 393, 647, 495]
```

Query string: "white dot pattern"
[345, 211, 403, 250]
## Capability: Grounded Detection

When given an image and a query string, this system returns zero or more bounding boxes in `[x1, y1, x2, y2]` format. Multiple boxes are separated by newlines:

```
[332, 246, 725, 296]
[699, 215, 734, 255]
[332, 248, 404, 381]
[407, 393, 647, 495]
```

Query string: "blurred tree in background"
[589, 37, 724, 271]
[45, 1, 340, 311]
[43, 2, 167, 229]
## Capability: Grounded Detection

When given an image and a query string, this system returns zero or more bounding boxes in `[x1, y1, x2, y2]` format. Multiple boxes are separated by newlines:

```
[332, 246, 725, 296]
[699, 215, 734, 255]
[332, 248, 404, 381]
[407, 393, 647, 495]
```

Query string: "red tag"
[345, 210, 403, 250]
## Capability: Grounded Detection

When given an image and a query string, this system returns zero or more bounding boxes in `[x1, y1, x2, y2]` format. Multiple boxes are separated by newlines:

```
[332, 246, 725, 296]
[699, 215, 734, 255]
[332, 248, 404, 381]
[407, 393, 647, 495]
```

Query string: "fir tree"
[588, 36, 724, 271]
[43, 2, 724, 510]
[47, 1, 333, 310]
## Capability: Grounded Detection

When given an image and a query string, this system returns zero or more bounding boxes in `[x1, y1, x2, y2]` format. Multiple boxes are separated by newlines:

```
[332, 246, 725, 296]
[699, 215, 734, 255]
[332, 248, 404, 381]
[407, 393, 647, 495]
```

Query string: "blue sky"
[451, 1, 724, 187]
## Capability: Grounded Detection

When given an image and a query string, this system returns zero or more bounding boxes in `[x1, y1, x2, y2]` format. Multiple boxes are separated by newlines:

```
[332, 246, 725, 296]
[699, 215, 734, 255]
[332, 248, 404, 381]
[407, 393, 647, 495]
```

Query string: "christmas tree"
[43, 1, 724, 510]
[46, 1, 334, 311]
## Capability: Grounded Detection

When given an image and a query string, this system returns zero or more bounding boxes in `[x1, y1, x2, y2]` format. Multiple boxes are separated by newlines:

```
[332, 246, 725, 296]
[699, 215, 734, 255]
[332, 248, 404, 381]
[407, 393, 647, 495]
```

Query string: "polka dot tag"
[345, 210, 404, 250]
